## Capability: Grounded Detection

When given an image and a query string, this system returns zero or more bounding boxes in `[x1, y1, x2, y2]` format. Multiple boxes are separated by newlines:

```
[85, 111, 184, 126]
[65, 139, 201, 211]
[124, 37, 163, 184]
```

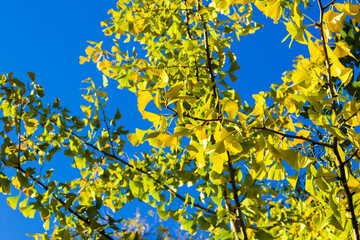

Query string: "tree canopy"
[1, 0, 360, 239]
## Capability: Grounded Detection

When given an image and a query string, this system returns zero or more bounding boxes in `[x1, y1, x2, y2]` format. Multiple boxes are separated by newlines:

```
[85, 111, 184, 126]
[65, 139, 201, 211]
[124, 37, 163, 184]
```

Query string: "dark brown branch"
[223, 184, 241, 240]
[323, 0, 337, 10]
[339, 110, 360, 128]
[333, 140, 359, 240]
[246, 218, 309, 230]
[317, 0, 359, 238]
[0, 159, 114, 240]
[196, 0, 218, 111]
[183, 0, 200, 83]
[317, 0, 337, 104]
[254, 126, 333, 148]
[341, 149, 359, 167]
[167, 106, 333, 148]
[100, 105, 116, 157]
[70, 132, 216, 215]
[227, 152, 248, 240]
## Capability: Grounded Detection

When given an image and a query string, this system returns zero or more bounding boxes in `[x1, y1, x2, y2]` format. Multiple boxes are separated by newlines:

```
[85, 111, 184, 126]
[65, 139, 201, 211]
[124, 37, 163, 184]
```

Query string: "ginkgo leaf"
[283, 20, 307, 47]
[252, 94, 266, 116]
[323, 9, 346, 36]
[293, 129, 310, 145]
[7, 193, 21, 210]
[165, 82, 183, 99]
[223, 99, 239, 120]
[334, 41, 357, 60]
[334, 2, 360, 16]
[268, 162, 285, 180]
[287, 172, 299, 188]
[210, 152, 227, 174]
[137, 91, 153, 114]
[79, 56, 89, 64]
[255, 0, 282, 21]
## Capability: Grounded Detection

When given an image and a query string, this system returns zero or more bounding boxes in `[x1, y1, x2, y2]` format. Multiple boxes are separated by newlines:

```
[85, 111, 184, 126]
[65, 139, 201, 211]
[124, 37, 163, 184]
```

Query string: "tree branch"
[0, 158, 115, 240]
[317, 0, 337, 103]
[317, 0, 359, 238]
[333, 140, 360, 240]
[70, 131, 216, 215]
[227, 152, 248, 240]
[223, 184, 241, 240]
[254, 126, 333, 148]
[196, 0, 218, 111]
[183, 0, 200, 83]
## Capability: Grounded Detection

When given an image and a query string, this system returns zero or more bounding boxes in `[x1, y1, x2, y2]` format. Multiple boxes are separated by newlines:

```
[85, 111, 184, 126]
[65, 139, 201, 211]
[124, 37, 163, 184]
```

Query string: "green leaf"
[27, 72, 35, 82]
[7, 193, 21, 210]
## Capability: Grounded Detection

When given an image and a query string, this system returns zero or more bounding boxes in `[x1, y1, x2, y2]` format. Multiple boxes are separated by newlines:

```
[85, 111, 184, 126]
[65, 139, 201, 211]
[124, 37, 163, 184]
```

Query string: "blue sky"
[0, 1, 309, 239]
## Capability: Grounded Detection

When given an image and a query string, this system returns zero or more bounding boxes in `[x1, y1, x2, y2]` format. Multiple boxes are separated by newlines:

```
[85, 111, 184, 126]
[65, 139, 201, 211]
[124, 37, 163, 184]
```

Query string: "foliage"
[1, 0, 360, 239]
[118, 209, 206, 239]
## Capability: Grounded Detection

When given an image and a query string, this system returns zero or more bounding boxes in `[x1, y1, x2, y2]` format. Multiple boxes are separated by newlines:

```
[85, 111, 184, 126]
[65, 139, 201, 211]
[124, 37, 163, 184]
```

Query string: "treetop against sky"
[1, 0, 360, 239]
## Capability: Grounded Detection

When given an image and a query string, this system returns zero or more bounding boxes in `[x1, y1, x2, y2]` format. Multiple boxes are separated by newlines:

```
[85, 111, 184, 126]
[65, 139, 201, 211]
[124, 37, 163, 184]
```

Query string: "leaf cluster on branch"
[2, 0, 360, 239]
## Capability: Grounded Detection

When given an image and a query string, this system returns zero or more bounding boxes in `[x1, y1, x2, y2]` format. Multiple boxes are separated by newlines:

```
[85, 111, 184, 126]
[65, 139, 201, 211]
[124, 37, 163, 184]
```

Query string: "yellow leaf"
[142, 111, 161, 127]
[210, 152, 227, 174]
[334, 2, 360, 16]
[323, 9, 346, 36]
[308, 39, 325, 63]
[223, 99, 239, 120]
[165, 82, 183, 99]
[85, 46, 95, 56]
[293, 129, 310, 145]
[283, 20, 307, 46]
[288, 172, 299, 188]
[195, 125, 207, 140]
[147, 68, 162, 76]
[348, 179, 360, 192]
[251, 94, 266, 116]
[268, 162, 285, 180]
[255, 0, 282, 21]
[235, 0, 254, 4]
[79, 56, 89, 64]
[128, 133, 140, 146]
[186, 142, 206, 167]
[334, 42, 357, 60]
[80, 105, 93, 118]
[160, 70, 169, 84]
[326, 45, 354, 86]
[137, 91, 153, 114]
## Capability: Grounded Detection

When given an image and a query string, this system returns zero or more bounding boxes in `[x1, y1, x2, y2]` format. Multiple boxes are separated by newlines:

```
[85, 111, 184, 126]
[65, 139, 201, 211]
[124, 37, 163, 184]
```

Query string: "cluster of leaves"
[2, 0, 360, 239]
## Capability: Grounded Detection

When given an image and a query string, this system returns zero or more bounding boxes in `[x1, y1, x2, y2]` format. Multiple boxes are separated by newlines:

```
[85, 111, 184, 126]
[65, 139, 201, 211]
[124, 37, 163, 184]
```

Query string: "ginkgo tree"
[1, 0, 360, 239]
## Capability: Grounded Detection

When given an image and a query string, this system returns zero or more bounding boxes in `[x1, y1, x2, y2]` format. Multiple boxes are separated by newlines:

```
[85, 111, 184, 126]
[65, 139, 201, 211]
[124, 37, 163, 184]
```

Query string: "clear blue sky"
[0, 1, 309, 239]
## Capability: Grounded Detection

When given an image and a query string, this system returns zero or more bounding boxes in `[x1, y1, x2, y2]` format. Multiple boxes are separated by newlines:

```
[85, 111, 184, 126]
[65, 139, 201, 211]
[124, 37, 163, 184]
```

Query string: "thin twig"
[0, 159, 114, 240]
[254, 126, 333, 148]
[70, 131, 216, 215]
